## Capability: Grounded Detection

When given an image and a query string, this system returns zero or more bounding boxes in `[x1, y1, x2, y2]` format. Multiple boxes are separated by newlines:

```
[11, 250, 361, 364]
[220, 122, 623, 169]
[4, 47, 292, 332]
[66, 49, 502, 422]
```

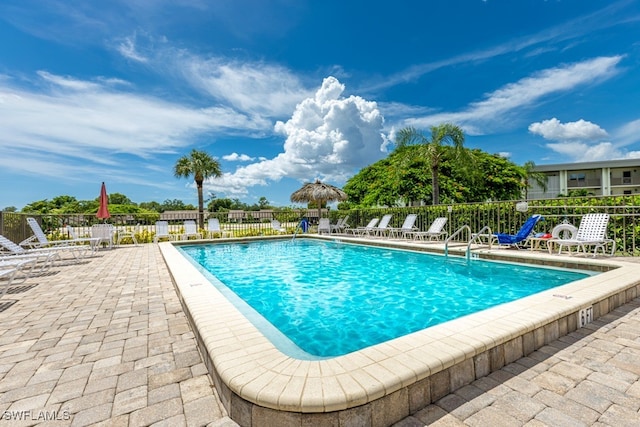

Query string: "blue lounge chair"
[494, 214, 543, 248]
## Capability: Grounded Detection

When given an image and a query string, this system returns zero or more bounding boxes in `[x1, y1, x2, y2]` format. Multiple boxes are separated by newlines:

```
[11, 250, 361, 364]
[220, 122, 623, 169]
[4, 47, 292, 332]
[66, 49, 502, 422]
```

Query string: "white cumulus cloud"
[223, 153, 254, 162]
[529, 117, 640, 162]
[206, 76, 387, 196]
[528, 118, 608, 140]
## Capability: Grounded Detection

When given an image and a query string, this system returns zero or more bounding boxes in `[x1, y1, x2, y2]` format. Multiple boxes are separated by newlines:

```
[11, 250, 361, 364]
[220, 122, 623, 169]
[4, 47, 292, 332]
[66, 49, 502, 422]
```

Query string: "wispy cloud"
[406, 56, 623, 134]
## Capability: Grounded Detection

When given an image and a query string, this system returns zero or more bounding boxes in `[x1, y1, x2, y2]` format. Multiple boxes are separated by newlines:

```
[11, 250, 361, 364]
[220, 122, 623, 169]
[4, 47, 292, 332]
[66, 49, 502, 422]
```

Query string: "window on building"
[569, 173, 586, 182]
[623, 170, 632, 184]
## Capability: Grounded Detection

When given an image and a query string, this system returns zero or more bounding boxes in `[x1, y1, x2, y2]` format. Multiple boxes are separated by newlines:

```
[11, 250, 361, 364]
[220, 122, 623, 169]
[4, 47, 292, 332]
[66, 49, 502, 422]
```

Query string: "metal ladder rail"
[291, 219, 305, 241]
[444, 225, 471, 257]
[466, 225, 493, 260]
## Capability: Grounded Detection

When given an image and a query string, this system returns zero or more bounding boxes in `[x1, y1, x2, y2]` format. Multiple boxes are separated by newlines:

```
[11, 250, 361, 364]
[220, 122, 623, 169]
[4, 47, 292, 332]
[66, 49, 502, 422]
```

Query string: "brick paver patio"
[0, 244, 639, 426]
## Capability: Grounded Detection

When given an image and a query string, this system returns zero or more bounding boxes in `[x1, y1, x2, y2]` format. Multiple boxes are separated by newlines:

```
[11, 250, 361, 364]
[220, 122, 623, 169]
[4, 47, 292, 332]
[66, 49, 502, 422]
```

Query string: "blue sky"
[2, 0, 640, 210]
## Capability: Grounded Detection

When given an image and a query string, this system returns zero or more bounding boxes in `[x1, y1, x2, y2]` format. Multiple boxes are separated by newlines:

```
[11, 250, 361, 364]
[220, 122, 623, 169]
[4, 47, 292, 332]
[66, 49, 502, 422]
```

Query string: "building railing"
[2, 195, 639, 255]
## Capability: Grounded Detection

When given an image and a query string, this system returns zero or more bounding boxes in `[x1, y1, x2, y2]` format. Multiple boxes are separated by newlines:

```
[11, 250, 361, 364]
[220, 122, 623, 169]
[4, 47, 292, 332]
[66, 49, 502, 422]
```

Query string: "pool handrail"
[444, 224, 471, 257]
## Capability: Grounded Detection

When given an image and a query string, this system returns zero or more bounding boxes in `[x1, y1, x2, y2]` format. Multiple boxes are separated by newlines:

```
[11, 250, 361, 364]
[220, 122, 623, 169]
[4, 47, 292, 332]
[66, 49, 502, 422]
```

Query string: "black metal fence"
[2, 195, 639, 255]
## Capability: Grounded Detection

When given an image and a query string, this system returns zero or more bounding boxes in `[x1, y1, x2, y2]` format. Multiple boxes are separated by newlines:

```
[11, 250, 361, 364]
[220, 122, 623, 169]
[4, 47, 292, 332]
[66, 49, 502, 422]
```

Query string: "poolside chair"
[347, 218, 379, 236]
[318, 218, 331, 234]
[412, 217, 448, 241]
[206, 218, 229, 238]
[330, 216, 350, 234]
[387, 214, 418, 239]
[367, 214, 393, 237]
[91, 224, 115, 249]
[0, 257, 40, 291]
[271, 220, 287, 234]
[0, 265, 21, 300]
[24, 218, 92, 259]
[551, 213, 614, 256]
[181, 220, 202, 240]
[154, 221, 174, 243]
[0, 235, 62, 269]
[116, 224, 139, 247]
[66, 225, 102, 250]
[493, 214, 543, 249]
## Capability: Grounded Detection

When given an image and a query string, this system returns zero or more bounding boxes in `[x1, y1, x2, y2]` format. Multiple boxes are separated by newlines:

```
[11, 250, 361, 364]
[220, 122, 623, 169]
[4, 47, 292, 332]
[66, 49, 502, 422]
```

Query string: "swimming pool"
[178, 239, 591, 358]
[161, 236, 640, 426]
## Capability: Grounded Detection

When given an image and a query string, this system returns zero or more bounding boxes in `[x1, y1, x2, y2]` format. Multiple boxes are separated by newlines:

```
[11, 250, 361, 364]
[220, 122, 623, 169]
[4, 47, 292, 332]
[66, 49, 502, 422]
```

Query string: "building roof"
[534, 158, 640, 172]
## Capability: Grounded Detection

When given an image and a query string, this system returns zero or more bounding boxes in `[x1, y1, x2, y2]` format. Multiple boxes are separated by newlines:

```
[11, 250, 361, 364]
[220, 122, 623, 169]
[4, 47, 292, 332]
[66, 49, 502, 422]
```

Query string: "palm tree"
[395, 123, 469, 205]
[174, 149, 222, 229]
[523, 160, 548, 199]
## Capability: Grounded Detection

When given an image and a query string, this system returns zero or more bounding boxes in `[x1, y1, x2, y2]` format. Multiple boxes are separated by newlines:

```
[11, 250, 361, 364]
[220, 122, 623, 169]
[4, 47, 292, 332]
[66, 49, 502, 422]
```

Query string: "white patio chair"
[271, 220, 287, 234]
[206, 218, 229, 238]
[551, 213, 614, 256]
[66, 225, 102, 251]
[116, 224, 139, 247]
[181, 220, 202, 240]
[91, 224, 115, 249]
[154, 221, 174, 243]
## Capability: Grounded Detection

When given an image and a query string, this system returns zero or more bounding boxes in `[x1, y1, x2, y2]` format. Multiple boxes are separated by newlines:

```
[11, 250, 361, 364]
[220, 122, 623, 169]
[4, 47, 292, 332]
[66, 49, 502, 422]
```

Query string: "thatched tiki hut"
[290, 179, 348, 221]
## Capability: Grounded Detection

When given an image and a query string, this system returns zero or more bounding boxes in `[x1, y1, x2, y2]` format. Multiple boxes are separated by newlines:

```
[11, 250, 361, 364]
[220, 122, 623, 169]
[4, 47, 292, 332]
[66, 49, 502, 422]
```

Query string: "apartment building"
[528, 158, 640, 199]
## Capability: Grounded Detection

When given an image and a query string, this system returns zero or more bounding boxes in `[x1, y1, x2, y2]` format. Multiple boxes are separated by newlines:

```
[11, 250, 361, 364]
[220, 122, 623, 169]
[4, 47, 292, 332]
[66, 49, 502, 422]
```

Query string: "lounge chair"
[412, 217, 448, 241]
[318, 218, 331, 234]
[154, 221, 174, 243]
[206, 218, 229, 238]
[24, 218, 92, 259]
[494, 214, 543, 249]
[330, 216, 350, 234]
[0, 258, 40, 291]
[388, 214, 418, 239]
[347, 218, 379, 236]
[271, 220, 287, 234]
[181, 220, 202, 240]
[367, 214, 393, 237]
[0, 265, 21, 300]
[551, 213, 614, 256]
[0, 235, 62, 269]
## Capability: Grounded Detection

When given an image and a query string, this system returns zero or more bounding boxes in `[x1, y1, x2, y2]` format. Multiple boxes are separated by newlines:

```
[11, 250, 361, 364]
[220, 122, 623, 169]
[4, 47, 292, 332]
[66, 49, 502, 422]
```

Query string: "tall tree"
[523, 160, 548, 199]
[395, 124, 470, 205]
[174, 149, 222, 229]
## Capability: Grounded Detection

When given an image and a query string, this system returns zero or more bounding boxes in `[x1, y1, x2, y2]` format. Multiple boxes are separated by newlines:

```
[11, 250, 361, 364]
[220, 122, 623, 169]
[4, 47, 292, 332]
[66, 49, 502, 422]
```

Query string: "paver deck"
[0, 243, 638, 426]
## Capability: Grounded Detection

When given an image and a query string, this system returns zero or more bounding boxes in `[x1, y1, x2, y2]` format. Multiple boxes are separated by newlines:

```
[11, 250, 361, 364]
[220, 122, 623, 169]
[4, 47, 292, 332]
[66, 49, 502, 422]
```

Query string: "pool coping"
[159, 236, 640, 426]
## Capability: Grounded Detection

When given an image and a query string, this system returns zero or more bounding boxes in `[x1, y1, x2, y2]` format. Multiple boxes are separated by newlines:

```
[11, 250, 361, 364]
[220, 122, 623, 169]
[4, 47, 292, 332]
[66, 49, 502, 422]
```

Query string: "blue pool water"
[179, 239, 592, 359]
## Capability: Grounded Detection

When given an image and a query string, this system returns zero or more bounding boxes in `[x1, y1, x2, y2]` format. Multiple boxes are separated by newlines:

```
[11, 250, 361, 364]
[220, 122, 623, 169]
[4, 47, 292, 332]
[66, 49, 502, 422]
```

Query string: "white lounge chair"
[0, 235, 62, 269]
[0, 266, 21, 300]
[412, 217, 449, 241]
[551, 213, 614, 256]
[271, 220, 287, 234]
[318, 218, 331, 234]
[347, 218, 379, 236]
[368, 214, 393, 237]
[154, 221, 175, 243]
[181, 220, 202, 240]
[206, 218, 229, 238]
[330, 216, 350, 234]
[24, 218, 92, 259]
[388, 214, 418, 239]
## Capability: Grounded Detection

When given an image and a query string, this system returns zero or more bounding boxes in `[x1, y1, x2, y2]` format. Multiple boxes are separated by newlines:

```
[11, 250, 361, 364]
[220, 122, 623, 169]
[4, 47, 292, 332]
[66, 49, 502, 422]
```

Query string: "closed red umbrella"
[96, 182, 111, 220]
